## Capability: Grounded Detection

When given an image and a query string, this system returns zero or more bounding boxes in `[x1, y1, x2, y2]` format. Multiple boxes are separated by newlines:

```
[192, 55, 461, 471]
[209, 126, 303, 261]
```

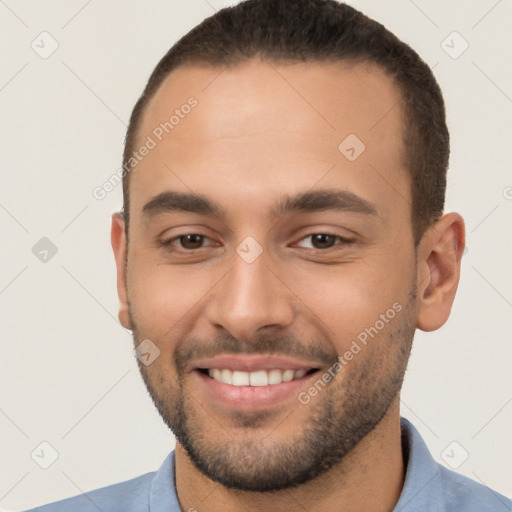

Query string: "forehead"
[141, 58, 403, 142]
[130, 58, 408, 223]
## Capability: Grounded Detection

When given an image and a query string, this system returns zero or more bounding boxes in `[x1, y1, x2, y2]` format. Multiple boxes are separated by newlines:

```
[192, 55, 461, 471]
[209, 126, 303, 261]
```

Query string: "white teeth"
[294, 369, 307, 379]
[268, 369, 283, 384]
[220, 369, 232, 385]
[282, 369, 295, 382]
[249, 370, 268, 386]
[206, 368, 311, 386]
[232, 370, 249, 386]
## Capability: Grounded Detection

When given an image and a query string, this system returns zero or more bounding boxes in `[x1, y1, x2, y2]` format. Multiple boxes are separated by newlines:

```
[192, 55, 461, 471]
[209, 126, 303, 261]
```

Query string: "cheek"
[289, 259, 413, 365]
[127, 254, 219, 338]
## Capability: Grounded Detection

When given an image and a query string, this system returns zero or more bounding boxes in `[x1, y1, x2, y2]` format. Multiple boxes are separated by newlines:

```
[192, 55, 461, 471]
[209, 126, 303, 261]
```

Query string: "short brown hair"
[122, 0, 448, 244]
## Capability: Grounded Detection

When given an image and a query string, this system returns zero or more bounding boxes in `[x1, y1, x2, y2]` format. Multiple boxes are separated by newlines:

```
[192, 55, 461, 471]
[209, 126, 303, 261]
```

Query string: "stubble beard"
[132, 286, 417, 492]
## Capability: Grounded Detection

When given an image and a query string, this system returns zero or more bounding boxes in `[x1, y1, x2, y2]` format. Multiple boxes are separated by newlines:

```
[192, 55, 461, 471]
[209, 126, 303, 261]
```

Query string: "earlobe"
[111, 213, 133, 330]
[416, 213, 465, 332]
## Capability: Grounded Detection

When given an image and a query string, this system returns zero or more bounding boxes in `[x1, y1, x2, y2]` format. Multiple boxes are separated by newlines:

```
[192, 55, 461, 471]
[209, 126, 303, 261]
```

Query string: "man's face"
[120, 59, 419, 490]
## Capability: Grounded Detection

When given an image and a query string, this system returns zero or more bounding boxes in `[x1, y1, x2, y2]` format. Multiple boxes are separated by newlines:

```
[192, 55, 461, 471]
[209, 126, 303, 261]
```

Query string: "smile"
[202, 368, 318, 386]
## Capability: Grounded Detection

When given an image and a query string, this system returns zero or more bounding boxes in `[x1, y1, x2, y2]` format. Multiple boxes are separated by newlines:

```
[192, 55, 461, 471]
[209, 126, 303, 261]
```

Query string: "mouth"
[197, 367, 319, 386]
[191, 354, 325, 411]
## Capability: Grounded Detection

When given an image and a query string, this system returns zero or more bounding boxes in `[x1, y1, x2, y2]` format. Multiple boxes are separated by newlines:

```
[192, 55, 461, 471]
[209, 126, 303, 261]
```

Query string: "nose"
[204, 248, 295, 341]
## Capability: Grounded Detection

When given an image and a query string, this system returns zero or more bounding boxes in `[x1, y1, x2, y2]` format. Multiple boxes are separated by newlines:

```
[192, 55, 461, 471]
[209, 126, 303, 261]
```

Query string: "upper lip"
[193, 354, 321, 372]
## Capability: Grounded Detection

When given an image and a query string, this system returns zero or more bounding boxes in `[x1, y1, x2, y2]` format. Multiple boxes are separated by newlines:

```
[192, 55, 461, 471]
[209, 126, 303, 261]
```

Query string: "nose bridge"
[205, 242, 294, 338]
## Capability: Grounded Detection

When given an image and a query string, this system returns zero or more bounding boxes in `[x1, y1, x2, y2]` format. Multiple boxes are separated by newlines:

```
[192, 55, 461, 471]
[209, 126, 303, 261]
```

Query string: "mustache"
[174, 332, 338, 373]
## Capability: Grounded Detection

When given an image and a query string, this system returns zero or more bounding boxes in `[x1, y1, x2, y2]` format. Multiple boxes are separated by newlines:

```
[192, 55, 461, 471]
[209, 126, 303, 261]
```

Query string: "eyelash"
[158, 232, 355, 251]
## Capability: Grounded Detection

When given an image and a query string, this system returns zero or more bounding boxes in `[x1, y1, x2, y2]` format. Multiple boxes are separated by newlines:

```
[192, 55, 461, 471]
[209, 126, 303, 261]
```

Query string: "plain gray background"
[0, 0, 511, 510]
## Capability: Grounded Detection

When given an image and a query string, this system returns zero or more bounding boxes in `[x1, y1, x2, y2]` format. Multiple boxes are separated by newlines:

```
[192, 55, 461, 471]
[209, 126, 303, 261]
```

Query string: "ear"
[416, 212, 465, 332]
[111, 213, 133, 330]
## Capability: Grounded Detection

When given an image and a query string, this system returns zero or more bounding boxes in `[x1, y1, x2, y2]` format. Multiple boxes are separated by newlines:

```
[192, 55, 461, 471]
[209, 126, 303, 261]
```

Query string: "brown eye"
[310, 234, 337, 249]
[295, 233, 355, 251]
[179, 234, 205, 249]
[158, 232, 217, 253]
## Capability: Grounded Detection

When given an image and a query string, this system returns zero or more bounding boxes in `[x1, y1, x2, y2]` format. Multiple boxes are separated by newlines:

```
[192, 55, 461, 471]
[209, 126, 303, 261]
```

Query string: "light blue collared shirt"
[24, 418, 511, 511]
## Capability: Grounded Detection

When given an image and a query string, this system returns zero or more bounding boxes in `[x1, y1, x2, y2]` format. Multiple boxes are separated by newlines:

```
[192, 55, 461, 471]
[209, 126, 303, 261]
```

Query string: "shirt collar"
[148, 449, 181, 512]
[393, 417, 442, 511]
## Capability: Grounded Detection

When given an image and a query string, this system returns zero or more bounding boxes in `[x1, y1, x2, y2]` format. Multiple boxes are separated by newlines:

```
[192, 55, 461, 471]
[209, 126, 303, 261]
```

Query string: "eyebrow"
[142, 189, 378, 219]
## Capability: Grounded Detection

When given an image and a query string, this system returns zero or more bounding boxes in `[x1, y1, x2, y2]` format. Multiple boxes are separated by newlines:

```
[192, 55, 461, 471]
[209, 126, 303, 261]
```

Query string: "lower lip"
[193, 370, 318, 411]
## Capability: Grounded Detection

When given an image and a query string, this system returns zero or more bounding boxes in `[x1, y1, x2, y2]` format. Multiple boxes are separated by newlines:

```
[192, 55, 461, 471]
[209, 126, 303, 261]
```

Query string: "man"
[26, 0, 511, 510]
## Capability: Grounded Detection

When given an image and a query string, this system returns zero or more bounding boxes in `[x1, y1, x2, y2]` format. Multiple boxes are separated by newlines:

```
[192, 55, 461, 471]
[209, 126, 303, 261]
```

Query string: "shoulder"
[436, 464, 512, 511]
[22, 471, 155, 512]
[398, 418, 511, 511]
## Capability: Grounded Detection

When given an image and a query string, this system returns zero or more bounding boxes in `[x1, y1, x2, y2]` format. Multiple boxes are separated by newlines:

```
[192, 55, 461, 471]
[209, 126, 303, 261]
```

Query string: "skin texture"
[111, 59, 465, 512]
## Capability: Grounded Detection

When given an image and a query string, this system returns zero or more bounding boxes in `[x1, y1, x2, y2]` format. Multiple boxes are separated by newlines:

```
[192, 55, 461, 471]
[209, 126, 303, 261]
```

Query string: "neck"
[175, 402, 405, 512]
